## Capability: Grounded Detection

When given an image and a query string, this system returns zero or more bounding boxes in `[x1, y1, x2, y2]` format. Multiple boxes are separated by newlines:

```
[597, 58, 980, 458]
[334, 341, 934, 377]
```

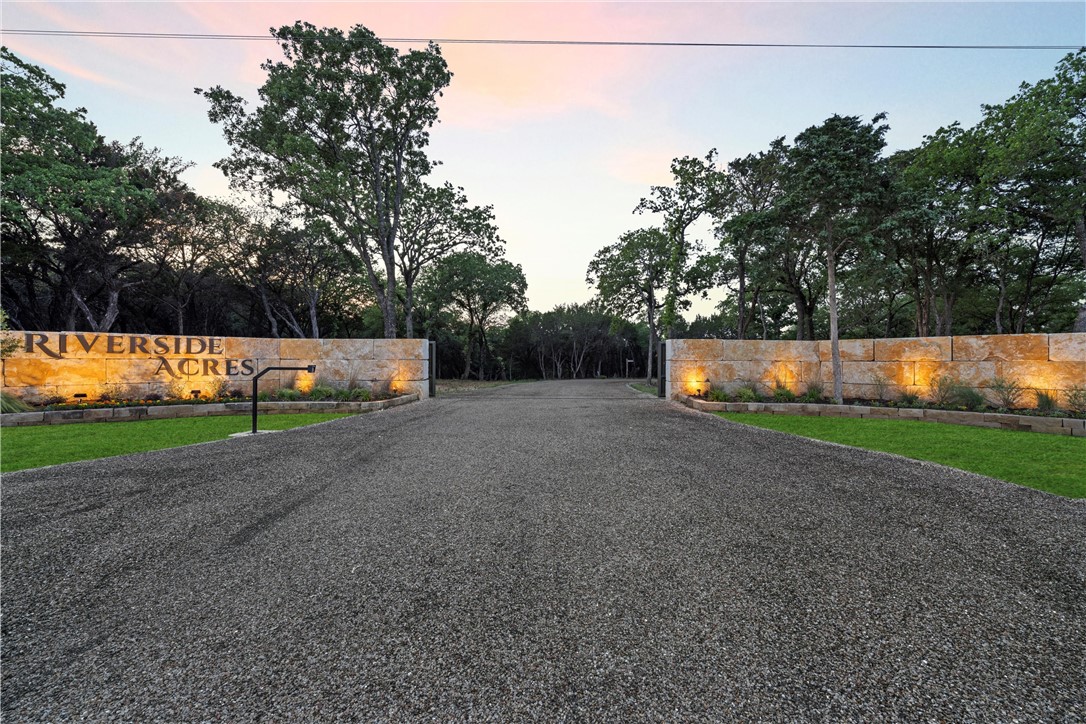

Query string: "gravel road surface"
[2, 379, 1084, 721]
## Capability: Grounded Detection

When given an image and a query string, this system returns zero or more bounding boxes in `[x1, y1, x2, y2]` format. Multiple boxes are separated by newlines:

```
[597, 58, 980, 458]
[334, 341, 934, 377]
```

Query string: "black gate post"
[429, 340, 437, 397]
[657, 341, 667, 398]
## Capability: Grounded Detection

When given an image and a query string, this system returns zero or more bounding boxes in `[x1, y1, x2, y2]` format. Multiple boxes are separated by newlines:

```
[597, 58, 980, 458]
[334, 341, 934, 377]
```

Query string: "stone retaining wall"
[667, 333, 1085, 406]
[681, 396, 1086, 437]
[2, 332, 429, 404]
[0, 393, 420, 427]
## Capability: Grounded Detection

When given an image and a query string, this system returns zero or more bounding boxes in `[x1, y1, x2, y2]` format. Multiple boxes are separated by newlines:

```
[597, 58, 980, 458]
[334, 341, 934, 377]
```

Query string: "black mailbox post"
[251, 365, 316, 434]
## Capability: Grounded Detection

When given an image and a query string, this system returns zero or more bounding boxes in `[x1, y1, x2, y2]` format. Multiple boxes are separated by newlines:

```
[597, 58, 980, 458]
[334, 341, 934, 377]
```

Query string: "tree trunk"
[1074, 215, 1086, 332]
[404, 282, 415, 339]
[383, 254, 398, 339]
[737, 251, 747, 340]
[826, 239, 843, 405]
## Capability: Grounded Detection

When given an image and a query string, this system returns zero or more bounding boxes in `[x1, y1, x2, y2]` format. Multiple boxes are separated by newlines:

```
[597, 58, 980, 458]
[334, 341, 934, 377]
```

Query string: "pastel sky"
[4, 1, 1084, 317]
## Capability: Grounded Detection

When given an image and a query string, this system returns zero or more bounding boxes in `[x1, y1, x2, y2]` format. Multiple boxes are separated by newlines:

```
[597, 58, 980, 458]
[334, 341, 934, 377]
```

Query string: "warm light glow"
[295, 371, 315, 394]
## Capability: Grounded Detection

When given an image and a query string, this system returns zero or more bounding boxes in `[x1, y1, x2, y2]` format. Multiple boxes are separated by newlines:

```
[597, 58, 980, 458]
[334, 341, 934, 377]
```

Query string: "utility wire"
[2, 28, 1081, 50]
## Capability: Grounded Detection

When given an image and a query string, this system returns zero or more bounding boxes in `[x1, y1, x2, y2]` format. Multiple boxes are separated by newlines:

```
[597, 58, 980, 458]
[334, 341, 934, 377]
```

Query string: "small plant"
[144, 393, 163, 402]
[800, 382, 825, 403]
[897, 390, 921, 407]
[257, 390, 271, 402]
[987, 376, 1025, 410]
[308, 383, 336, 401]
[1066, 385, 1086, 416]
[772, 384, 797, 403]
[333, 388, 353, 402]
[203, 376, 229, 400]
[1, 391, 32, 413]
[227, 388, 246, 399]
[98, 383, 133, 403]
[164, 379, 188, 401]
[735, 383, 759, 403]
[274, 388, 302, 401]
[706, 388, 730, 403]
[349, 387, 372, 402]
[869, 372, 892, 402]
[952, 385, 988, 412]
[928, 374, 960, 407]
[1034, 390, 1059, 414]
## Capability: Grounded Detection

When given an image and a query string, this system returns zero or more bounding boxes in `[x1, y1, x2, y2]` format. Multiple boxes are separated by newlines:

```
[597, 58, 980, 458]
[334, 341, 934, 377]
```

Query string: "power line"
[2, 28, 1081, 51]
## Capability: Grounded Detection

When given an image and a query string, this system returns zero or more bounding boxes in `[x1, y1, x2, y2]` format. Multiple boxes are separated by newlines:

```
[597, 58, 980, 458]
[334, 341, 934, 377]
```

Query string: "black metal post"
[657, 341, 667, 398]
[429, 340, 437, 398]
[251, 364, 316, 434]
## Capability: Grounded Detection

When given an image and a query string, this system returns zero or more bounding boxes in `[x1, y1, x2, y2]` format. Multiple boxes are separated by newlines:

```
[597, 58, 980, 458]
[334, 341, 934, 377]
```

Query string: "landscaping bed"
[681, 396, 1086, 436]
[0, 393, 420, 427]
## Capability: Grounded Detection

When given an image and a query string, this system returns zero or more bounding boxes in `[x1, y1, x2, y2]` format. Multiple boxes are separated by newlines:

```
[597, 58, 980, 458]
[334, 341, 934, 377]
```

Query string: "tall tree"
[200, 22, 452, 338]
[397, 182, 503, 338]
[635, 151, 724, 336]
[420, 251, 527, 379]
[586, 227, 670, 383]
[788, 114, 889, 403]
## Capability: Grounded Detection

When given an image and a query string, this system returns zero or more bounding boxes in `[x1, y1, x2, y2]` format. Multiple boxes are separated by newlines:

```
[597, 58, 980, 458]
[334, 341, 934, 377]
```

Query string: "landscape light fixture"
[251, 364, 316, 434]
[191, 390, 201, 399]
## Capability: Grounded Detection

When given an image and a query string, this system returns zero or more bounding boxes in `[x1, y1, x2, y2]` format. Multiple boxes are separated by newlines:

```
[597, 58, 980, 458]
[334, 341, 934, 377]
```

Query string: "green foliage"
[953, 386, 988, 412]
[706, 388, 730, 403]
[0, 310, 20, 359]
[988, 377, 1026, 410]
[1, 413, 350, 473]
[716, 413, 1086, 498]
[869, 372, 893, 402]
[1035, 390, 1059, 414]
[771, 381, 797, 403]
[257, 391, 271, 402]
[1066, 386, 1086, 415]
[928, 375, 961, 407]
[332, 388, 353, 402]
[897, 390, 922, 407]
[200, 22, 452, 338]
[98, 384, 135, 403]
[349, 388, 372, 402]
[1, 391, 32, 413]
[800, 382, 825, 403]
[274, 388, 302, 401]
[735, 384, 760, 403]
[307, 383, 336, 401]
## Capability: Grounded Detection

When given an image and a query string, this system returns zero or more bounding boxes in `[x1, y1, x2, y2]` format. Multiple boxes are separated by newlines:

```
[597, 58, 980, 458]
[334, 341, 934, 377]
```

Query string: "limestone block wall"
[667, 333, 1086, 405]
[1, 332, 429, 403]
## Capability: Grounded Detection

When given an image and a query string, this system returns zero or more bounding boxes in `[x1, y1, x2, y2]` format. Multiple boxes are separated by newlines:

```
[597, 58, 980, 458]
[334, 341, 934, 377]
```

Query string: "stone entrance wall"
[1, 332, 429, 403]
[667, 333, 1086, 404]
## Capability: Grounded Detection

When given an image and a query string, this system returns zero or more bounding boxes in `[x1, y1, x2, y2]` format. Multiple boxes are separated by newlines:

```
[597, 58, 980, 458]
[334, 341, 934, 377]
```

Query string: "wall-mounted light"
[191, 390, 201, 399]
[72, 393, 87, 400]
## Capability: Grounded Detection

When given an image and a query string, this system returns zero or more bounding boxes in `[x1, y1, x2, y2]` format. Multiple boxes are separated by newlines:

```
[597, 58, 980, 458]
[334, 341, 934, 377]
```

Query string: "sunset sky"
[4, 1, 1084, 317]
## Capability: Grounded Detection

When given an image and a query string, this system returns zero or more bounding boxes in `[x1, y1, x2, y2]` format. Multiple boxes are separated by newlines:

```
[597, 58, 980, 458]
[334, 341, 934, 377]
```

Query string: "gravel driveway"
[2, 379, 1084, 721]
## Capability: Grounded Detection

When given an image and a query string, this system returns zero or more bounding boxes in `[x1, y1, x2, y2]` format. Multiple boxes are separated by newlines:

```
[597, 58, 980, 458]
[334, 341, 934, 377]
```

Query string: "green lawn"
[715, 412, 1086, 499]
[0, 413, 350, 473]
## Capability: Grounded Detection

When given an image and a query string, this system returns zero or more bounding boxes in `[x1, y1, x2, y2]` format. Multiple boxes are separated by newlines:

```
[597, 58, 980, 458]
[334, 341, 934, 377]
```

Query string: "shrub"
[1035, 390, 1059, 414]
[227, 388, 246, 399]
[706, 388, 730, 403]
[1066, 386, 1086, 416]
[869, 372, 892, 401]
[274, 388, 301, 401]
[333, 388, 353, 402]
[144, 393, 163, 402]
[800, 382, 825, 403]
[952, 386, 987, 412]
[203, 376, 229, 400]
[1, 391, 32, 413]
[735, 384, 759, 403]
[987, 376, 1025, 410]
[772, 384, 797, 403]
[164, 379, 189, 401]
[897, 390, 921, 407]
[928, 375, 960, 407]
[257, 391, 271, 402]
[308, 383, 336, 401]
[349, 387, 372, 402]
[98, 383, 133, 403]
